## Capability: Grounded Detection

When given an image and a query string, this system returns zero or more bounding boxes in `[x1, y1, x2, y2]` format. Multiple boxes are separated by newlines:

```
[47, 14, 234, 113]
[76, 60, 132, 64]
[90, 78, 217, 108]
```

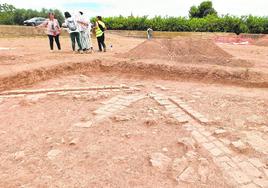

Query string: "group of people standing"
[37, 12, 107, 54]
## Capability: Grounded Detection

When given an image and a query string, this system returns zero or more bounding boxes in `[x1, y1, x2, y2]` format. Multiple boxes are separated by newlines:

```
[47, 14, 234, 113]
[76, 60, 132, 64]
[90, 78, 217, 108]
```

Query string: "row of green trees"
[0, 3, 64, 25]
[1, 2, 268, 34]
[102, 15, 268, 34]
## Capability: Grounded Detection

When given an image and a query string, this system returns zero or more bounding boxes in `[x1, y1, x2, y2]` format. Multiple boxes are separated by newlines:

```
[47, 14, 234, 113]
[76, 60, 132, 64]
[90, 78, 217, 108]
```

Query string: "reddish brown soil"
[0, 73, 268, 187]
[121, 38, 252, 68]
[254, 36, 268, 47]
[0, 32, 268, 187]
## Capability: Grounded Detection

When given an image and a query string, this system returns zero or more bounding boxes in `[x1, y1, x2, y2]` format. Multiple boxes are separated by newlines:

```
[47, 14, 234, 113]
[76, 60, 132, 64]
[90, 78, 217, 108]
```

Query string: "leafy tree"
[0, 3, 16, 24]
[189, 1, 217, 18]
[0, 3, 64, 25]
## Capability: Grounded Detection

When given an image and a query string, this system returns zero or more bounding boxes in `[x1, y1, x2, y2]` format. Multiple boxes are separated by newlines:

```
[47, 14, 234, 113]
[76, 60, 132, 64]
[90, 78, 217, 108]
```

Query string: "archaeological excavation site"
[0, 29, 268, 188]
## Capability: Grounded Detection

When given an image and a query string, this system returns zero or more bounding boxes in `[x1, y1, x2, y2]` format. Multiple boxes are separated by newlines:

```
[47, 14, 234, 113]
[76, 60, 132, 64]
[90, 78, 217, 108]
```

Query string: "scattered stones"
[74, 121, 92, 128]
[240, 183, 260, 188]
[25, 94, 47, 103]
[230, 140, 248, 153]
[253, 178, 268, 188]
[220, 138, 231, 145]
[178, 166, 198, 183]
[79, 75, 88, 83]
[149, 152, 171, 172]
[148, 107, 159, 114]
[228, 170, 251, 184]
[172, 157, 188, 177]
[248, 158, 265, 168]
[198, 158, 210, 183]
[245, 131, 268, 155]
[185, 151, 198, 162]
[47, 149, 62, 160]
[246, 115, 265, 125]
[234, 119, 245, 128]
[260, 126, 268, 133]
[14, 151, 25, 160]
[238, 161, 262, 178]
[154, 85, 168, 91]
[177, 137, 196, 151]
[214, 128, 228, 136]
[134, 84, 145, 87]
[144, 118, 157, 126]
[112, 115, 132, 122]
[125, 90, 134, 94]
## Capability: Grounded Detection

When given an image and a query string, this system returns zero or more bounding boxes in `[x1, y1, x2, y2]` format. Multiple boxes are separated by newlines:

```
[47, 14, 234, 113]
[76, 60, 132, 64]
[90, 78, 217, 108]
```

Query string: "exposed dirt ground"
[0, 33, 268, 188]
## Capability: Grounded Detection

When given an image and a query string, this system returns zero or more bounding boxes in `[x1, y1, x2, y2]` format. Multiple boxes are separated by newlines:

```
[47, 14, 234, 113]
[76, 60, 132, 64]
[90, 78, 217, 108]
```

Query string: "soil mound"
[122, 38, 251, 67]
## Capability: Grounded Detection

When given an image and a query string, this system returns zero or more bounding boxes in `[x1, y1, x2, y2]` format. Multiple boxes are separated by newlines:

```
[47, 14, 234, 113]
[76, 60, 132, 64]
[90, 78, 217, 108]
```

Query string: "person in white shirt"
[77, 11, 93, 53]
[63, 11, 83, 53]
[147, 28, 153, 40]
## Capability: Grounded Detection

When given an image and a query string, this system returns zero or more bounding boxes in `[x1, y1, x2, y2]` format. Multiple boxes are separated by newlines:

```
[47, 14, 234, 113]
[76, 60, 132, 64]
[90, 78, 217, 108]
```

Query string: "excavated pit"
[0, 59, 268, 93]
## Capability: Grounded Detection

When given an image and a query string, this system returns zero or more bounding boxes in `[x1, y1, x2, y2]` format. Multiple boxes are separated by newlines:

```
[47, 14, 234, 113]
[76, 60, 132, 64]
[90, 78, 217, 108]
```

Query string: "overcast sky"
[2, 0, 268, 18]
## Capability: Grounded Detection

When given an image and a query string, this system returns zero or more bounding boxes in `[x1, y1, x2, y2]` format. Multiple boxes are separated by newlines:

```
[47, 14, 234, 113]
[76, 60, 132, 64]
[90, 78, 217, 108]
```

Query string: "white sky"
[2, 0, 268, 18]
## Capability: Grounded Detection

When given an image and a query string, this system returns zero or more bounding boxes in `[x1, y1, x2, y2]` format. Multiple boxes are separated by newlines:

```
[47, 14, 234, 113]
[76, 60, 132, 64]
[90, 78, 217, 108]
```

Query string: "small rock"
[134, 84, 145, 87]
[234, 119, 245, 128]
[260, 126, 268, 133]
[112, 116, 131, 122]
[177, 137, 196, 150]
[14, 151, 25, 160]
[0, 131, 7, 135]
[61, 138, 65, 144]
[124, 132, 131, 138]
[47, 149, 62, 160]
[185, 151, 198, 162]
[192, 95, 201, 99]
[69, 138, 79, 145]
[74, 121, 92, 128]
[150, 152, 171, 172]
[162, 147, 168, 152]
[154, 85, 168, 91]
[220, 138, 231, 145]
[231, 140, 248, 153]
[178, 166, 198, 183]
[214, 116, 221, 121]
[144, 118, 157, 126]
[79, 78, 87, 83]
[125, 90, 134, 94]
[214, 128, 227, 136]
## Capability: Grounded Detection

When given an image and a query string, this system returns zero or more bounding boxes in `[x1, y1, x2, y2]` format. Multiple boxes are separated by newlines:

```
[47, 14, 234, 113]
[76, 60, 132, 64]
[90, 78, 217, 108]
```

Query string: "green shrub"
[1, 3, 268, 34]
